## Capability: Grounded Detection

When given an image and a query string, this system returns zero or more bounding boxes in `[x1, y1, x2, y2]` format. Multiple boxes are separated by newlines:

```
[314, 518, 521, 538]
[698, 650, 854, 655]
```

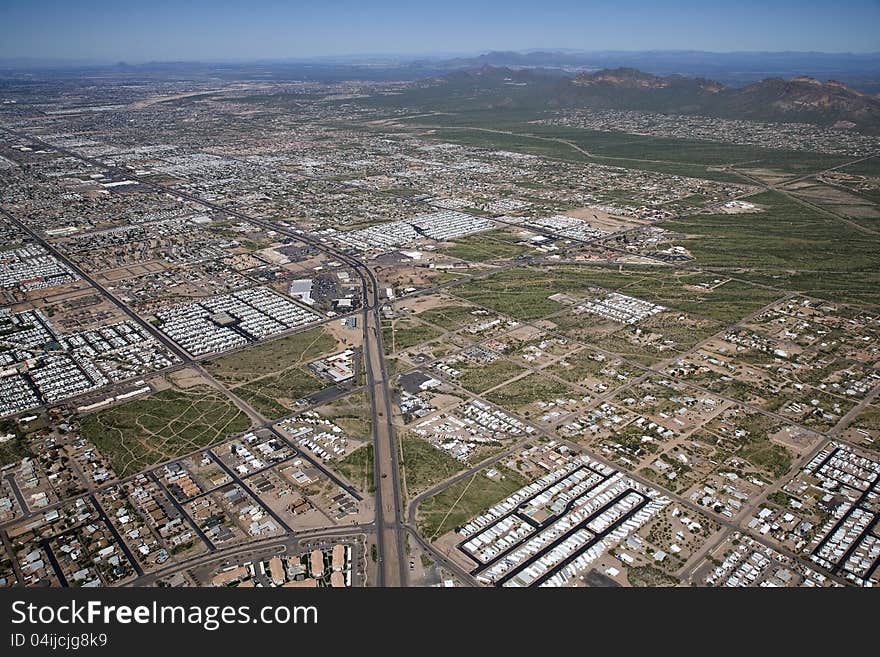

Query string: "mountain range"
[434, 50, 880, 92]
[389, 66, 880, 133]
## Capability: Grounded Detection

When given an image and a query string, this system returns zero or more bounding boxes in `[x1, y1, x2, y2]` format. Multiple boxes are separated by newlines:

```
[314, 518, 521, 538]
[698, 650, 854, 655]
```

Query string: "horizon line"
[2, 48, 880, 69]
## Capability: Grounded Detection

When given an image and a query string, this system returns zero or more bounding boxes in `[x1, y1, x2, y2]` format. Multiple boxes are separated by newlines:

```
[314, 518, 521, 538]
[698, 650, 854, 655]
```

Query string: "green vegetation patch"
[415, 302, 485, 331]
[457, 358, 527, 394]
[424, 126, 744, 183]
[0, 419, 30, 467]
[440, 231, 530, 262]
[851, 405, 880, 435]
[556, 265, 781, 324]
[827, 156, 880, 178]
[552, 308, 721, 364]
[395, 108, 851, 181]
[738, 440, 792, 478]
[664, 191, 880, 307]
[452, 267, 576, 320]
[333, 444, 375, 494]
[317, 391, 373, 437]
[448, 189, 880, 314]
[417, 466, 528, 539]
[627, 565, 679, 587]
[453, 264, 782, 324]
[234, 367, 325, 421]
[80, 385, 251, 478]
[204, 327, 338, 384]
[202, 327, 338, 421]
[551, 349, 616, 386]
[382, 317, 444, 354]
[485, 374, 578, 417]
[400, 437, 466, 497]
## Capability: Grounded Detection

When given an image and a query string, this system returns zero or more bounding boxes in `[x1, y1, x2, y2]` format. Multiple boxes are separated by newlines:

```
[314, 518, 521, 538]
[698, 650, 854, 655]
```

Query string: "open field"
[316, 391, 372, 437]
[664, 191, 880, 307]
[838, 156, 880, 177]
[451, 267, 575, 320]
[416, 466, 528, 540]
[399, 437, 466, 498]
[394, 111, 848, 182]
[0, 438, 30, 468]
[549, 266, 783, 324]
[0, 421, 30, 467]
[552, 310, 721, 364]
[80, 384, 252, 477]
[549, 348, 629, 388]
[452, 264, 784, 324]
[700, 411, 796, 479]
[398, 109, 854, 171]
[484, 374, 577, 418]
[382, 317, 444, 354]
[201, 326, 339, 420]
[203, 326, 338, 383]
[234, 367, 325, 420]
[414, 301, 485, 332]
[423, 127, 745, 183]
[439, 230, 531, 262]
[845, 406, 880, 452]
[457, 358, 528, 394]
[781, 178, 880, 228]
[738, 440, 793, 479]
[333, 444, 375, 494]
[527, 123, 852, 174]
[627, 565, 679, 587]
[402, 109, 845, 162]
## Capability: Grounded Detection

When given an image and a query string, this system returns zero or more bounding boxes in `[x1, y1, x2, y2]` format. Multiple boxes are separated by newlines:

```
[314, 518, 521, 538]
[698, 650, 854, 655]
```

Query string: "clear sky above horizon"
[1, 0, 878, 62]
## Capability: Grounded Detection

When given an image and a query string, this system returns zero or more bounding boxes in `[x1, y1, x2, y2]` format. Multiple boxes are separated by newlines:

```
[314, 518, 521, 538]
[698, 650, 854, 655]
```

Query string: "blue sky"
[1, 0, 878, 62]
